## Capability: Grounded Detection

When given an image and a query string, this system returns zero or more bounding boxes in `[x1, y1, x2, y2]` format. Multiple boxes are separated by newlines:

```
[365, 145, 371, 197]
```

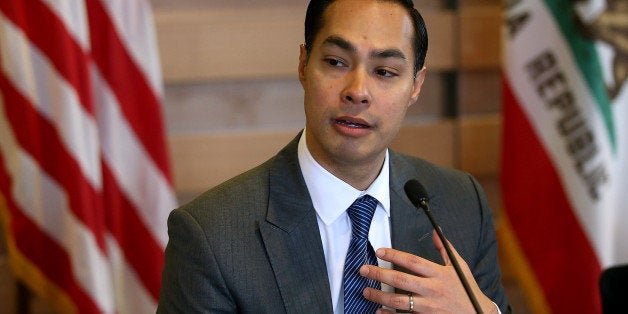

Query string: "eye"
[375, 68, 398, 78]
[325, 58, 346, 68]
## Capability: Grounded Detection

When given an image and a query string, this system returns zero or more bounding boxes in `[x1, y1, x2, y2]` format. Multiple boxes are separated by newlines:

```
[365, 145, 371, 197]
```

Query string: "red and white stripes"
[0, 1, 176, 313]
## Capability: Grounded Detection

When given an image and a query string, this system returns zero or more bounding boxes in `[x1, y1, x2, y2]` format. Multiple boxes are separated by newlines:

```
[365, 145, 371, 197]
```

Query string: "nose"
[341, 68, 371, 105]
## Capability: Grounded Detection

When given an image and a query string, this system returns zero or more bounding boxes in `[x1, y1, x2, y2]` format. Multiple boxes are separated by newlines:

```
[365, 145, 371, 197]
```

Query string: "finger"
[375, 248, 440, 277]
[432, 229, 470, 269]
[363, 287, 416, 312]
[431, 230, 479, 286]
[432, 229, 450, 265]
[360, 265, 425, 293]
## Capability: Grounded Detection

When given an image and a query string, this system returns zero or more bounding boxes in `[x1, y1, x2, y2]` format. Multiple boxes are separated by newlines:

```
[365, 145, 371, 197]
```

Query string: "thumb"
[432, 230, 497, 313]
[433, 229, 467, 267]
[432, 230, 474, 277]
[432, 229, 451, 265]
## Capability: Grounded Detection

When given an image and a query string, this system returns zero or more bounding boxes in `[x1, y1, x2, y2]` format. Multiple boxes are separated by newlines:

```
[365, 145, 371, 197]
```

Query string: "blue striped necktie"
[343, 194, 381, 313]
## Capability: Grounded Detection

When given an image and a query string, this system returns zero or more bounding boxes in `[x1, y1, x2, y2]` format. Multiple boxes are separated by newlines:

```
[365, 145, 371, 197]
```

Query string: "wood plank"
[390, 120, 456, 167]
[458, 5, 503, 69]
[168, 121, 456, 195]
[168, 129, 298, 194]
[458, 70, 502, 115]
[458, 114, 502, 177]
[154, 8, 457, 83]
[422, 11, 456, 71]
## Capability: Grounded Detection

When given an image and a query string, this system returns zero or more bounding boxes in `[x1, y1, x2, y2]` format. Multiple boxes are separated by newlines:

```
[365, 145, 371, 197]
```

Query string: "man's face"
[299, 0, 425, 174]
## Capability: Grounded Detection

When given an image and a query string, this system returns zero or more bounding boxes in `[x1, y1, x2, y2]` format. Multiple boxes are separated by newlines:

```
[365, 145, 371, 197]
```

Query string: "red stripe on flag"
[0, 71, 107, 253]
[1, 0, 172, 311]
[0, 155, 101, 313]
[501, 81, 602, 313]
[85, 0, 172, 184]
[0, 0, 95, 114]
[102, 164, 164, 300]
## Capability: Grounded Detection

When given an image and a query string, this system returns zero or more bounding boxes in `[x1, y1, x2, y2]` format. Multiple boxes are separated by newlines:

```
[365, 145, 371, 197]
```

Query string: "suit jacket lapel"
[258, 134, 334, 313]
[389, 152, 443, 273]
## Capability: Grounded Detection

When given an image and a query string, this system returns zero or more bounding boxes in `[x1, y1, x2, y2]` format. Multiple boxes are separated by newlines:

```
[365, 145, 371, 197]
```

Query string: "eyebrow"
[322, 35, 408, 62]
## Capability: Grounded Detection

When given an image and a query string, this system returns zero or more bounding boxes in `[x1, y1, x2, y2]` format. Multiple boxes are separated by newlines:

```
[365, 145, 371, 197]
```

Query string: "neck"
[316, 153, 385, 191]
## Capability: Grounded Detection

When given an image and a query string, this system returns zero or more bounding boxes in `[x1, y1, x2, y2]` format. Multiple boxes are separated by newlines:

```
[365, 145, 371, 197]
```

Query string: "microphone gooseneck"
[404, 179, 484, 314]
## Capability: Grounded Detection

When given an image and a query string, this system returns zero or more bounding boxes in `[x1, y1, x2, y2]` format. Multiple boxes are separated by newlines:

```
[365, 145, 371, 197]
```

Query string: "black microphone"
[404, 179, 483, 314]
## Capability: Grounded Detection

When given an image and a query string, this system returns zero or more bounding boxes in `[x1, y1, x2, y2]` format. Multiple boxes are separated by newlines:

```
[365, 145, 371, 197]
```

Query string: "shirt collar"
[297, 129, 391, 226]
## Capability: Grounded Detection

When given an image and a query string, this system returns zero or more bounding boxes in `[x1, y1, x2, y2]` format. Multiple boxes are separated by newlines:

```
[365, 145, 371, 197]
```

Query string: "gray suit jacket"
[158, 134, 509, 313]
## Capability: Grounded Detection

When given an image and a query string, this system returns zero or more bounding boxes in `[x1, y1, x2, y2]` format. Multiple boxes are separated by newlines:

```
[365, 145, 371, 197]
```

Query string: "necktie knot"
[347, 194, 378, 239]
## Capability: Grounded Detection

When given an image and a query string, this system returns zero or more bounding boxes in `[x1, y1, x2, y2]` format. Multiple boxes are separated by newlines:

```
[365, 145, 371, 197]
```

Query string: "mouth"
[335, 118, 371, 129]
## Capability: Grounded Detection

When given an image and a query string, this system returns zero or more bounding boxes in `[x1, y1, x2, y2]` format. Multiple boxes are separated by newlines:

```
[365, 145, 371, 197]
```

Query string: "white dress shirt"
[296, 131, 501, 313]
[297, 130, 394, 313]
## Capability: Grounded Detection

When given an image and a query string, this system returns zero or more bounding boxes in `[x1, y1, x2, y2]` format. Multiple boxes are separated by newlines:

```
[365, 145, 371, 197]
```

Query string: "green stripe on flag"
[543, 0, 616, 151]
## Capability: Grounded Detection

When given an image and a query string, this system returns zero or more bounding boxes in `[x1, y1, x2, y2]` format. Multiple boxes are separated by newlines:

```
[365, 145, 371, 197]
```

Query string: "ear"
[298, 44, 308, 85]
[409, 66, 427, 105]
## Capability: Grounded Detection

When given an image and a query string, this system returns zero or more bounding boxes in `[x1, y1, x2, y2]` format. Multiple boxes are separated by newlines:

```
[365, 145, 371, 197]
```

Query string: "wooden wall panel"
[390, 121, 456, 167]
[155, 7, 303, 82]
[169, 121, 456, 195]
[458, 70, 502, 115]
[169, 129, 298, 194]
[154, 9, 457, 83]
[422, 11, 456, 71]
[459, 5, 502, 69]
[458, 114, 502, 177]
[162, 74, 448, 136]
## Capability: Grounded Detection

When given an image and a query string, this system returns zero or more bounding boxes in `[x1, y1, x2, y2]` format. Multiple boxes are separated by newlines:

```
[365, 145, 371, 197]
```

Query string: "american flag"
[0, 0, 176, 312]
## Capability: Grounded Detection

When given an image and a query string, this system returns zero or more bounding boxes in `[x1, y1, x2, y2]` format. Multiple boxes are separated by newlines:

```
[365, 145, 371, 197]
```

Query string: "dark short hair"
[304, 0, 428, 75]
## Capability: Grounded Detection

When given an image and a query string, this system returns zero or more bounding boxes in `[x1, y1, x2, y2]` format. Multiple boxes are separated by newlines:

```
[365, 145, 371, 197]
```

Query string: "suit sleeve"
[158, 208, 235, 313]
[466, 174, 510, 313]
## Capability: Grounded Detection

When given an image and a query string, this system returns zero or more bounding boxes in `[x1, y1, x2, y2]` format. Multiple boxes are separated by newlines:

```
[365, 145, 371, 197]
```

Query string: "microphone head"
[404, 179, 429, 207]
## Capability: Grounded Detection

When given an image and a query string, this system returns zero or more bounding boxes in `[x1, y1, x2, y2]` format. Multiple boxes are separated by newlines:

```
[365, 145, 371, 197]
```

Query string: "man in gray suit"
[159, 0, 510, 313]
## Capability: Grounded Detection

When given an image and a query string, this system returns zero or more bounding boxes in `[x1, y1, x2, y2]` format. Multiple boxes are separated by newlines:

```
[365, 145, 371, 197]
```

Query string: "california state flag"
[501, 0, 627, 313]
